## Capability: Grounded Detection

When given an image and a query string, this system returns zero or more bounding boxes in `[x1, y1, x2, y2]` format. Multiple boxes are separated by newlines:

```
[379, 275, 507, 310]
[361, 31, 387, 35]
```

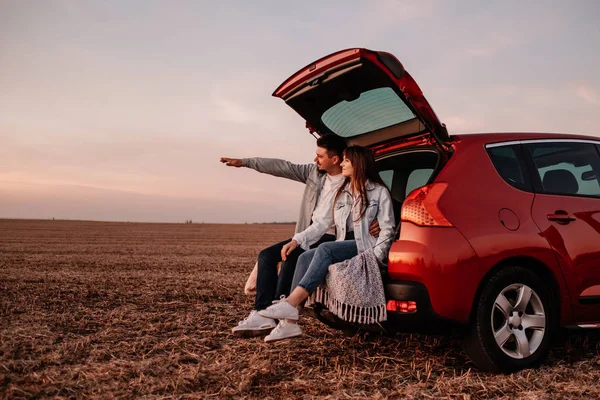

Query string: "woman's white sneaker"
[258, 298, 299, 320]
[264, 320, 303, 342]
[231, 310, 276, 337]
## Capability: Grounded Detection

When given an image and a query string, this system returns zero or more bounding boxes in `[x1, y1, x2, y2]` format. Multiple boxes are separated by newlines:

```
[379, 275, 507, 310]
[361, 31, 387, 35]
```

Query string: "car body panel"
[530, 194, 600, 323]
[387, 222, 479, 322]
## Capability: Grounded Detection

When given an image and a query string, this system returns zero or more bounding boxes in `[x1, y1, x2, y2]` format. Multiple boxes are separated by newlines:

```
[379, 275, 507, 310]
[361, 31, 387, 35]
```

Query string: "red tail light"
[386, 300, 417, 313]
[401, 183, 452, 227]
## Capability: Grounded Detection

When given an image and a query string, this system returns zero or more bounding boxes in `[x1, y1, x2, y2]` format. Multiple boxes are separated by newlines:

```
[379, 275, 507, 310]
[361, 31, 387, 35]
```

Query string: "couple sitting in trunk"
[220, 134, 395, 342]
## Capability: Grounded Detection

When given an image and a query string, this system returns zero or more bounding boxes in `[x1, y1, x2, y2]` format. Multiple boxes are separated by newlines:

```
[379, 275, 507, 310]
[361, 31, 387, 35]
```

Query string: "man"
[221, 134, 379, 338]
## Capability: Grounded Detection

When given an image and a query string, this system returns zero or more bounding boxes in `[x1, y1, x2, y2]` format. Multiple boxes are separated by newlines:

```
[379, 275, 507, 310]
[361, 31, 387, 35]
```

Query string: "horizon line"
[0, 217, 297, 225]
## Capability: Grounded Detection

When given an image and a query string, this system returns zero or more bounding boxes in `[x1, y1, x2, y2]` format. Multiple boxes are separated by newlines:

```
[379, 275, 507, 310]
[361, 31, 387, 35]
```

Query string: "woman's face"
[341, 156, 354, 178]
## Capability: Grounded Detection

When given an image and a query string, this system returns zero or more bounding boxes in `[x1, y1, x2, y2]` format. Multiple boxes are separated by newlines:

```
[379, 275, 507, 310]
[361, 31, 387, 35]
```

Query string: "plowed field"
[1, 219, 599, 399]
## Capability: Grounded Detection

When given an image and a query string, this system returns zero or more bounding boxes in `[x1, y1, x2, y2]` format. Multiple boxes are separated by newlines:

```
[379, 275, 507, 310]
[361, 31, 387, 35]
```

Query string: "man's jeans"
[254, 234, 335, 310]
[292, 240, 358, 294]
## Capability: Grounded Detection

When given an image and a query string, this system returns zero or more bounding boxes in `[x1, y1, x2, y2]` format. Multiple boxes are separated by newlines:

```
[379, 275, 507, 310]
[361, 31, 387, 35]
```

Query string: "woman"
[258, 145, 396, 341]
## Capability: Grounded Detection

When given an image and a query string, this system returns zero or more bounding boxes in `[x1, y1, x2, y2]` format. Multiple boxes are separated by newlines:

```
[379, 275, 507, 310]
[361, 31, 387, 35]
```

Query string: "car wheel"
[463, 266, 558, 372]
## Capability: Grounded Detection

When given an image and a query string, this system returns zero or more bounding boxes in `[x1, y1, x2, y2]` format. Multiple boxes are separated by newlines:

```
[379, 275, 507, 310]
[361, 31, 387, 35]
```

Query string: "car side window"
[486, 145, 531, 192]
[525, 142, 600, 197]
[379, 170, 394, 191]
[406, 168, 434, 196]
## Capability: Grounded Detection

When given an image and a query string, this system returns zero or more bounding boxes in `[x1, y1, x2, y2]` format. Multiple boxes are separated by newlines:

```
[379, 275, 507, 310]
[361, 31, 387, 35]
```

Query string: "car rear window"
[486, 145, 532, 192]
[321, 87, 417, 137]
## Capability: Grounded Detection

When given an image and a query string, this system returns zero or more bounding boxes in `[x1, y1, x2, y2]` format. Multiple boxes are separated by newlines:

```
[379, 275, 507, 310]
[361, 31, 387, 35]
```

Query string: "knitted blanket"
[306, 248, 387, 324]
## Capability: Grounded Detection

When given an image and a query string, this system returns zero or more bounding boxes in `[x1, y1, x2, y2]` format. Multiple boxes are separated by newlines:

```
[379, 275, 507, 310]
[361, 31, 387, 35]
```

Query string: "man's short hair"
[316, 134, 347, 159]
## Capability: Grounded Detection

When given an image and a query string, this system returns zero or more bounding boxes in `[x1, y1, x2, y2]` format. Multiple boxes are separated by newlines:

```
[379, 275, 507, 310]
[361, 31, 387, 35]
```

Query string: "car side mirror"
[581, 170, 597, 181]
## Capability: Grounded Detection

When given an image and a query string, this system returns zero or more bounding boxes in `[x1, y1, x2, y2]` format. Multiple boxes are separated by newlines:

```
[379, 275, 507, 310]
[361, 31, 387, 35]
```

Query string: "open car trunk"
[273, 48, 451, 152]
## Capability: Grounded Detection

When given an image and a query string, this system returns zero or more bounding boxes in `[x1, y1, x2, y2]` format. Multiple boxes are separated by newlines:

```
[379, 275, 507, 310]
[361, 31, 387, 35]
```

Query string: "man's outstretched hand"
[220, 157, 243, 167]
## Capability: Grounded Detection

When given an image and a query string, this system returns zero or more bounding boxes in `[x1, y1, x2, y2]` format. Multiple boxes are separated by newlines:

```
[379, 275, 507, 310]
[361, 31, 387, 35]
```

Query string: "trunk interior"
[376, 147, 442, 229]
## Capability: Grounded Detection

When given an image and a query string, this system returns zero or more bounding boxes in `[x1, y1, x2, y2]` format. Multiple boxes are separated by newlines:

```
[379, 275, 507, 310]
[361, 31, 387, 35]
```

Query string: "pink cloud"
[576, 85, 600, 105]
[444, 115, 486, 133]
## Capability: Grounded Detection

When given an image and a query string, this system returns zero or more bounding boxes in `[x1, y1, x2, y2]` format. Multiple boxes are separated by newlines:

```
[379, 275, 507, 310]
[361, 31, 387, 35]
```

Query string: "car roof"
[453, 132, 600, 146]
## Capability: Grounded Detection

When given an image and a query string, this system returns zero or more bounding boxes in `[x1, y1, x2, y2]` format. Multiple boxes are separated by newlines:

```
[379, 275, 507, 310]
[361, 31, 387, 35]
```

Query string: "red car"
[272, 48, 600, 372]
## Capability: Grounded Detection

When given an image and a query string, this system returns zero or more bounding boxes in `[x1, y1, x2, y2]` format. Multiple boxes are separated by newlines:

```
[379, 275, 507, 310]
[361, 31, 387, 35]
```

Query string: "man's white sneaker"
[231, 310, 276, 337]
[258, 298, 299, 320]
[264, 320, 303, 342]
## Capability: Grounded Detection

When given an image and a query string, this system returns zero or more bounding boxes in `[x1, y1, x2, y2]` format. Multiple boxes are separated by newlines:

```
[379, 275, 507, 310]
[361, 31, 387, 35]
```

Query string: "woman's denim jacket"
[293, 180, 396, 264]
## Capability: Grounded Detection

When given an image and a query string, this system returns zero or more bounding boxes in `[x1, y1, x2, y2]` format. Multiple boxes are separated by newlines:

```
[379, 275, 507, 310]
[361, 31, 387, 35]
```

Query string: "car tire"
[462, 266, 558, 372]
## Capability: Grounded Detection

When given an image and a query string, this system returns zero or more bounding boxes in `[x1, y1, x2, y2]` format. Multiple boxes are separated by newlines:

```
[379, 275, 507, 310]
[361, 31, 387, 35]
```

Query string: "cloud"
[373, 0, 436, 23]
[463, 32, 524, 59]
[213, 97, 261, 125]
[425, 5, 565, 73]
[444, 116, 486, 133]
[435, 81, 600, 136]
[207, 70, 290, 129]
[0, 180, 301, 223]
[576, 85, 600, 105]
[0, 131, 310, 201]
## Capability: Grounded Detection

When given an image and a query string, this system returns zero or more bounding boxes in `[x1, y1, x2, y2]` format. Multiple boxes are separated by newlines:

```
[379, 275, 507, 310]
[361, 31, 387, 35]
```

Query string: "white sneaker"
[231, 310, 276, 337]
[258, 297, 299, 320]
[264, 320, 303, 342]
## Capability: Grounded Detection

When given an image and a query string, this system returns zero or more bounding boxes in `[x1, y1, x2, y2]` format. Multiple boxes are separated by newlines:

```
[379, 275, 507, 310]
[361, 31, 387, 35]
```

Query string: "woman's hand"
[281, 240, 298, 261]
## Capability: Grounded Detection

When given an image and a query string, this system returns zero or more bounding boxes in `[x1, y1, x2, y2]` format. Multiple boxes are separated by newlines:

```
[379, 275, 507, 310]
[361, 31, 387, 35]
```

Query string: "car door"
[525, 140, 600, 324]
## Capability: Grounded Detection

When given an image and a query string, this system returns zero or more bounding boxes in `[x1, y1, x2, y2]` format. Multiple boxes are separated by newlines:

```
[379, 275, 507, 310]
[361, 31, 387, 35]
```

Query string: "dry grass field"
[1, 219, 600, 399]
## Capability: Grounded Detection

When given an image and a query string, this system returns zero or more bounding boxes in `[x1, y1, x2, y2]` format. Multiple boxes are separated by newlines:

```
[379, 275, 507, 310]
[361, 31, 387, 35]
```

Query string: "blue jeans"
[254, 234, 336, 310]
[292, 240, 358, 294]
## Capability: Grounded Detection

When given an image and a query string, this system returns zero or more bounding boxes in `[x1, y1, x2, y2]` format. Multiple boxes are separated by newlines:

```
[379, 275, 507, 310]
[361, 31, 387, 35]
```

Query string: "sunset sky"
[2, 0, 599, 223]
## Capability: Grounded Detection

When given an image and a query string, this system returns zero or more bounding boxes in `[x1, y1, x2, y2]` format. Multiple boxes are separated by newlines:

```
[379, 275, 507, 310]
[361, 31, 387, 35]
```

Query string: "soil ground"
[1, 219, 599, 399]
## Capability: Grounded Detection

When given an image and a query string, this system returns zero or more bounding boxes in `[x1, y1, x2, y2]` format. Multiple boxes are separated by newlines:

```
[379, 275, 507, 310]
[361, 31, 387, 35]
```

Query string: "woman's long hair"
[334, 145, 386, 221]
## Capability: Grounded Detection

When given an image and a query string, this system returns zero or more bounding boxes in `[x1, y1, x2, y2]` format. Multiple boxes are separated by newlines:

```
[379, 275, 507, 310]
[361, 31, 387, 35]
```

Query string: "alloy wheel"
[491, 284, 546, 359]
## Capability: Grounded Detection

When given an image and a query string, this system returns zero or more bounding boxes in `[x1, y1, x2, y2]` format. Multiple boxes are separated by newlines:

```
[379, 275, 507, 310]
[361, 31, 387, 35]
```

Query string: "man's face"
[314, 146, 339, 173]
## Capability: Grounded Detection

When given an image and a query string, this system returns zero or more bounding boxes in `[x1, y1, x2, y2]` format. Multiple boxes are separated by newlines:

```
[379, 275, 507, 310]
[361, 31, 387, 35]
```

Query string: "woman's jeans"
[254, 234, 335, 310]
[292, 240, 358, 294]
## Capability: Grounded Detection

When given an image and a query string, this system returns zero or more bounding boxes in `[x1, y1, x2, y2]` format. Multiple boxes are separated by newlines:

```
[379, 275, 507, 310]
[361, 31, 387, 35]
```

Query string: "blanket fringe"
[308, 286, 387, 324]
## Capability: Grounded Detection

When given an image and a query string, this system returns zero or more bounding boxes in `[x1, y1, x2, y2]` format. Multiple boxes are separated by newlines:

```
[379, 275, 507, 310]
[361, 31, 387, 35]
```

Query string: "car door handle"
[547, 211, 576, 224]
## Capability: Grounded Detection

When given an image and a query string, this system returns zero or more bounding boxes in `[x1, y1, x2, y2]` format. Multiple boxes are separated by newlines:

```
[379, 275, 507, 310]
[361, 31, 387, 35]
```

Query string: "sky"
[1, 0, 599, 223]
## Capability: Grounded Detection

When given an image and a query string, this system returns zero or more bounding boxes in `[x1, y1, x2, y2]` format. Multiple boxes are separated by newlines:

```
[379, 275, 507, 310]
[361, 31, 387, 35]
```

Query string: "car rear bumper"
[384, 280, 466, 333]
[387, 223, 482, 323]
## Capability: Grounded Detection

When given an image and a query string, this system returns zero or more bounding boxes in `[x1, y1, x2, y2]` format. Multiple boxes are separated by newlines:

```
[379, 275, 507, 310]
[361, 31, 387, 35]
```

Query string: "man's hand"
[281, 240, 298, 261]
[369, 219, 380, 238]
[220, 157, 243, 167]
